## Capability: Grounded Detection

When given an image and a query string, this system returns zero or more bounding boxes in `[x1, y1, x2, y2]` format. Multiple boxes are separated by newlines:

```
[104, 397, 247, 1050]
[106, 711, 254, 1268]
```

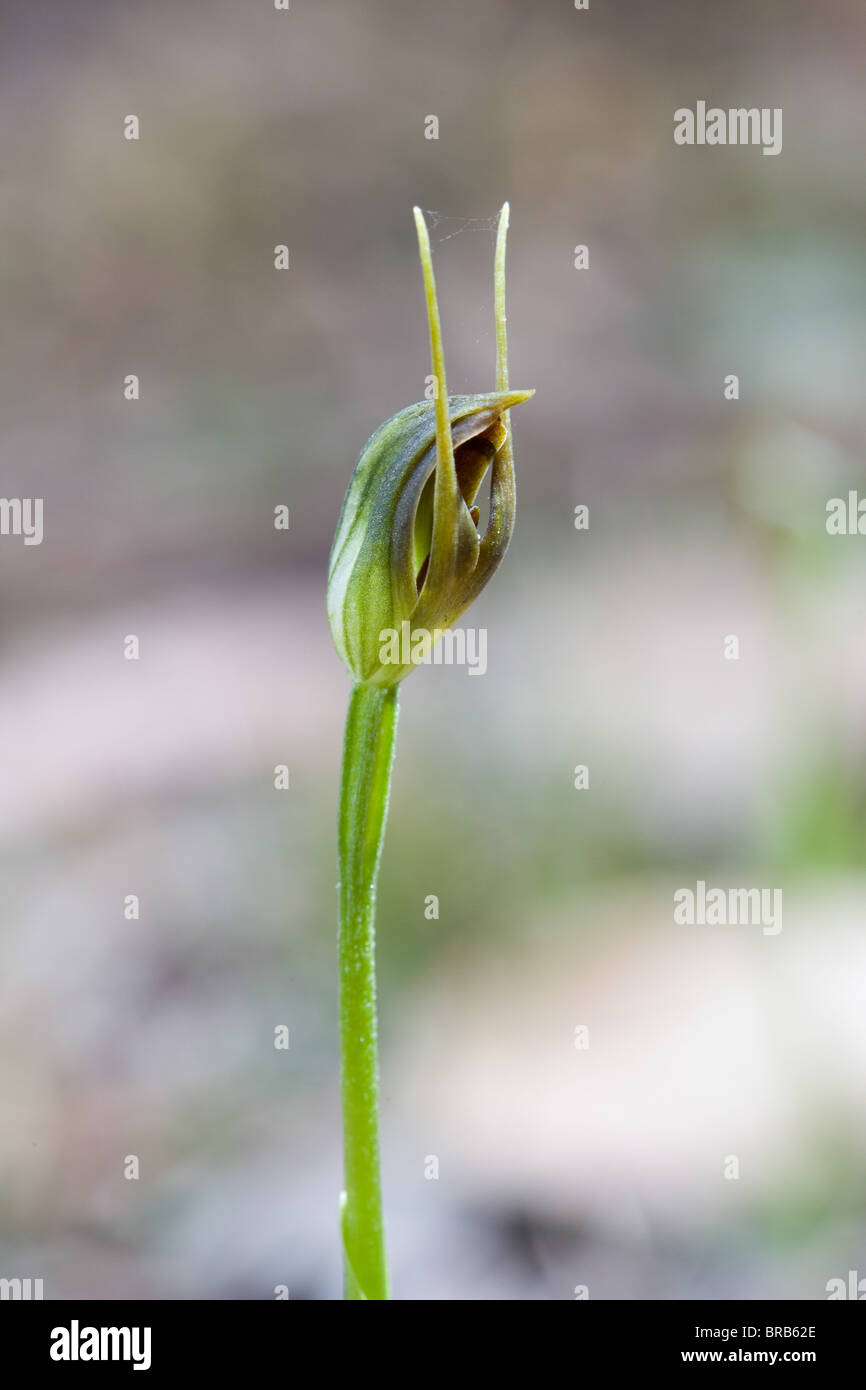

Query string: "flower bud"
[327, 205, 533, 687]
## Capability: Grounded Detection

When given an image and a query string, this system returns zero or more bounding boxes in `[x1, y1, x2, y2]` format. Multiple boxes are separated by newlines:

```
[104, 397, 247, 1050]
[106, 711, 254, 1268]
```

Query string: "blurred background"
[1, 0, 865, 1300]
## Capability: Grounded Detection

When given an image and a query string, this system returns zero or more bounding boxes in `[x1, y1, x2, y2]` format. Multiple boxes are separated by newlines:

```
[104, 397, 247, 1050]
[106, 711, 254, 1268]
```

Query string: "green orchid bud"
[327, 204, 534, 687]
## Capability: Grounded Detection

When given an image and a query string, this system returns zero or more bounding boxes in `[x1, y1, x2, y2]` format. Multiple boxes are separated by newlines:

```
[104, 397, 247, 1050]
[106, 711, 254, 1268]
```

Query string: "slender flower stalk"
[337, 682, 397, 1300]
[329, 204, 533, 1299]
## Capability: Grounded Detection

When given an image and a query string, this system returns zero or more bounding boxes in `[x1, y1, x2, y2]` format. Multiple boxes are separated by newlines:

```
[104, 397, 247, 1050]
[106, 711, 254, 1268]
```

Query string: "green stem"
[337, 681, 399, 1300]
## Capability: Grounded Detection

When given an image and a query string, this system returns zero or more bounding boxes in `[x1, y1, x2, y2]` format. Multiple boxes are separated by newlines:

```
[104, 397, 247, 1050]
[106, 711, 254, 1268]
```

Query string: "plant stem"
[337, 681, 399, 1299]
